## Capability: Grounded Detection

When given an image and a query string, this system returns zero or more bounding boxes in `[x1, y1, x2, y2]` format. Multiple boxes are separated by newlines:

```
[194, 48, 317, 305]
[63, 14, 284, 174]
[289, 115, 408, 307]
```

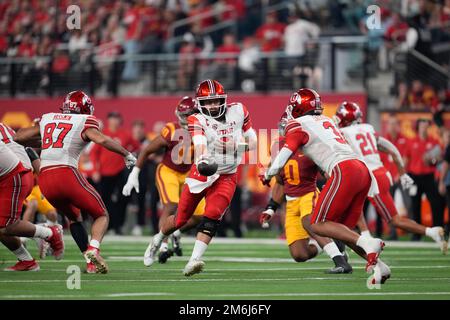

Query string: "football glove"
[124, 153, 137, 169]
[122, 166, 140, 196]
[400, 173, 414, 190]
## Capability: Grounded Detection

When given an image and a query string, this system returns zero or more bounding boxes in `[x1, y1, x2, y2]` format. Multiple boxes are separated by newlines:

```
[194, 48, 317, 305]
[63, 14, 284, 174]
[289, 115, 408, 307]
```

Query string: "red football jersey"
[160, 122, 194, 173]
[276, 137, 318, 197]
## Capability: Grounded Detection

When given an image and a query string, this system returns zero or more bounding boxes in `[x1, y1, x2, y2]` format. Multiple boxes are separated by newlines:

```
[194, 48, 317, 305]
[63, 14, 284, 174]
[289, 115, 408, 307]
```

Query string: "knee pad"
[197, 216, 221, 238]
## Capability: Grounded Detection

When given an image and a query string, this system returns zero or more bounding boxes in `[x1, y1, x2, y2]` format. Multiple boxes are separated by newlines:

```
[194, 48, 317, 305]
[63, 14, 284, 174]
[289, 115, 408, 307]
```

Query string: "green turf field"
[1, 236, 449, 300]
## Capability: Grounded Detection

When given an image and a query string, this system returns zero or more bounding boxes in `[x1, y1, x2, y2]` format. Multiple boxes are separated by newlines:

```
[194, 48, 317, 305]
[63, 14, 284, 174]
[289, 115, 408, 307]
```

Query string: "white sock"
[361, 230, 372, 238]
[153, 231, 164, 247]
[160, 242, 169, 252]
[20, 237, 29, 244]
[89, 239, 100, 249]
[173, 229, 181, 237]
[46, 220, 56, 227]
[356, 235, 377, 253]
[34, 225, 52, 240]
[425, 227, 434, 238]
[323, 242, 343, 259]
[13, 245, 33, 261]
[190, 240, 208, 262]
[308, 239, 323, 254]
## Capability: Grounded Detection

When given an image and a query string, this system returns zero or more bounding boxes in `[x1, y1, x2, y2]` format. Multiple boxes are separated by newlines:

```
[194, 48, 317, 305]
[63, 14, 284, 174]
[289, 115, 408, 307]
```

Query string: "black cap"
[107, 111, 122, 119]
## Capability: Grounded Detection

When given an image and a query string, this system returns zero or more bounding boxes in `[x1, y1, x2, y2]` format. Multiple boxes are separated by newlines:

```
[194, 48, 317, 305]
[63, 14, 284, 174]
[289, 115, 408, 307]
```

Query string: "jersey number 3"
[42, 123, 73, 149]
[323, 121, 346, 144]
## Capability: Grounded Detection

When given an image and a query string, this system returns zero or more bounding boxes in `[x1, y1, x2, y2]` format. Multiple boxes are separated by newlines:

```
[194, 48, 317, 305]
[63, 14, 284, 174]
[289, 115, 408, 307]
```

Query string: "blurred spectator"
[408, 79, 439, 111]
[384, 12, 410, 49]
[68, 30, 88, 55]
[404, 118, 444, 239]
[130, 120, 150, 236]
[438, 128, 450, 235]
[177, 33, 201, 90]
[255, 11, 286, 52]
[188, 0, 215, 29]
[90, 111, 140, 235]
[238, 36, 260, 90]
[396, 82, 409, 109]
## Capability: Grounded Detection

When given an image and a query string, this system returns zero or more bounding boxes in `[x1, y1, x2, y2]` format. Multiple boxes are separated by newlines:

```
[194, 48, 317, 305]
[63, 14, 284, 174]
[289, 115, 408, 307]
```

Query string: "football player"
[123, 96, 206, 264]
[335, 101, 446, 254]
[259, 114, 352, 273]
[14, 91, 137, 273]
[144, 79, 258, 276]
[261, 88, 390, 284]
[0, 134, 63, 271]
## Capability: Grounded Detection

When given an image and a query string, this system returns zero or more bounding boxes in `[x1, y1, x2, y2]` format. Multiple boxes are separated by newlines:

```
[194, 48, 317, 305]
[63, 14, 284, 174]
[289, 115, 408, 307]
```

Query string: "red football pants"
[39, 165, 107, 221]
[368, 167, 397, 222]
[176, 173, 237, 229]
[0, 163, 33, 227]
[311, 159, 371, 229]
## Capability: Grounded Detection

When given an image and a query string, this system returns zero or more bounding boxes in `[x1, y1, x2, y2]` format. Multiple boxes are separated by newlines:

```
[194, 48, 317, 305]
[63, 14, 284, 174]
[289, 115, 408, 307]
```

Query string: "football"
[197, 157, 218, 176]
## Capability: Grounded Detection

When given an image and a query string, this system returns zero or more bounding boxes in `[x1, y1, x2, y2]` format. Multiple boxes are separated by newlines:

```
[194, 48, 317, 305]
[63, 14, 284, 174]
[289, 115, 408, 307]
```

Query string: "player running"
[144, 79, 258, 276]
[14, 90, 137, 273]
[259, 114, 352, 273]
[335, 101, 447, 254]
[261, 88, 390, 285]
[0, 137, 64, 271]
[123, 96, 206, 265]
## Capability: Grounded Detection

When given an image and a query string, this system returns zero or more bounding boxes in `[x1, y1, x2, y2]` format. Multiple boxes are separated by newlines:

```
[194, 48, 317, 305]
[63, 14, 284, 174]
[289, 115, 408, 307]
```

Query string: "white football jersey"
[0, 140, 20, 178]
[0, 122, 32, 170]
[287, 115, 357, 175]
[340, 123, 384, 171]
[190, 103, 250, 175]
[39, 113, 100, 169]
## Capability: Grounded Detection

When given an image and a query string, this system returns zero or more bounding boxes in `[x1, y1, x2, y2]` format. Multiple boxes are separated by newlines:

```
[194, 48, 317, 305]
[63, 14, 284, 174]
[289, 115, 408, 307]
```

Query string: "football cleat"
[84, 246, 108, 274]
[4, 259, 40, 272]
[428, 227, 447, 255]
[158, 249, 174, 264]
[85, 262, 97, 274]
[183, 259, 205, 277]
[46, 225, 64, 260]
[365, 239, 385, 273]
[371, 259, 391, 285]
[36, 237, 50, 259]
[325, 265, 353, 274]
[171, 234, 183, 257]
[143, 237, 161, 267]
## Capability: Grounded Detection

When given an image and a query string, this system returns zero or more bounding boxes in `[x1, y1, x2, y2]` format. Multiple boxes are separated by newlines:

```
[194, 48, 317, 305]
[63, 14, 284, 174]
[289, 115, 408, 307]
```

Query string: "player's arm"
[438, 147, 449, 196]
[377, 136, 414, 190]
[260, 175, 285, 228]
[25, 147, 41, 173]
[263, 122, 309, 185]
[14, 125, 41, 148]
[240, 104, 258, 152]
[83, 128, 136, 167]
[122, 134, 169, 196]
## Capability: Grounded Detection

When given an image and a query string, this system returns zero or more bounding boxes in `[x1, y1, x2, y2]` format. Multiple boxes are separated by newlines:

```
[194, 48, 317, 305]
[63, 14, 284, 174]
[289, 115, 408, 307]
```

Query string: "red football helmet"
[334, 101, 363, 128]
[278, 112, 288, 136]
[195, 79, 227, 119]
[285, 88, 322, 119]
[175, 96, 198, 128]
[61, 91, 94, 115]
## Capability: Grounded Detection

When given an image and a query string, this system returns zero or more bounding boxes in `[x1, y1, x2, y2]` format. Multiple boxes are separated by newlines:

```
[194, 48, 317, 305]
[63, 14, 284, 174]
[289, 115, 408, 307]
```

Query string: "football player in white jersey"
[335, 101, 446, 254]
[143, 79, 258, 276]
[14, 91, 137, 273]
[0, 140, 64, 271]
[261, 88, 390, 284]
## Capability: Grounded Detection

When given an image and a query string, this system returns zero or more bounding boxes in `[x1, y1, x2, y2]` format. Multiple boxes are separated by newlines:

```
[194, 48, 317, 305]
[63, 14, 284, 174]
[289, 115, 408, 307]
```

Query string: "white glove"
[400, 173, 414, 190]
[124, 153, 137, 169]
[122, 167, 140, 196]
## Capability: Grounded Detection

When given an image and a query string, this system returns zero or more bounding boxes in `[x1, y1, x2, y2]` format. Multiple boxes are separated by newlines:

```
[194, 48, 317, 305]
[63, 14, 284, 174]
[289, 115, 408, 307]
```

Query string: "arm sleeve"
[241, 104, 253, 132]
[378, 136, 405, 167]
[283, 121, 309, 152]
[187, 115, 207, 146]
[84, 116, 100, 131]
[266, 147, 293, 178]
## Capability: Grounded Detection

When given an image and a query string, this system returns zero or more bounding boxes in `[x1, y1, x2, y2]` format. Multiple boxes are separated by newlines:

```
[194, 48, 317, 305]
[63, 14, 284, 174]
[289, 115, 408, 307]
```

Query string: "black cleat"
[325, 265, 353, 274]
[158, 249, 174, 264]
[173, 246, 183, 257]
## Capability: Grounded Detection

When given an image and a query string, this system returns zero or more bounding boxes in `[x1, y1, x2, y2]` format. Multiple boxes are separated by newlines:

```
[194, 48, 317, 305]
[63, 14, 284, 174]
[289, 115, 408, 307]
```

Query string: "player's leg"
[310, 161, 385, 273]
[183, 174, 237, 276]
[0, 231, 39, 271]
[356, 213, 372, 238]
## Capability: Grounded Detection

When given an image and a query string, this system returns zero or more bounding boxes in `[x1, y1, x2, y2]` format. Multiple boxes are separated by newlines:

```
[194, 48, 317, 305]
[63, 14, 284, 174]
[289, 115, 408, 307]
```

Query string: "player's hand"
[122, 167, 140, 196]
[258, 171, 271, 187]
[259, 208, 275, 229]
[196, 154, 218, 176]
[400, 173, 414, 190]
[124, 153, 137, 169]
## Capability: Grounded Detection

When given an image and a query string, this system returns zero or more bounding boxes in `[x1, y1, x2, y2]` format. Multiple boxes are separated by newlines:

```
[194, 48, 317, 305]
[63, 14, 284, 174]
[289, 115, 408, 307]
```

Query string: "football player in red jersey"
[14, 91, 137, 273]
[260, 114, 352, 273]
[123, 96, 206, 265]
[261, 89, 390, 284]
[336, 101, 446, 254]
[144, 80, 258, 276]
